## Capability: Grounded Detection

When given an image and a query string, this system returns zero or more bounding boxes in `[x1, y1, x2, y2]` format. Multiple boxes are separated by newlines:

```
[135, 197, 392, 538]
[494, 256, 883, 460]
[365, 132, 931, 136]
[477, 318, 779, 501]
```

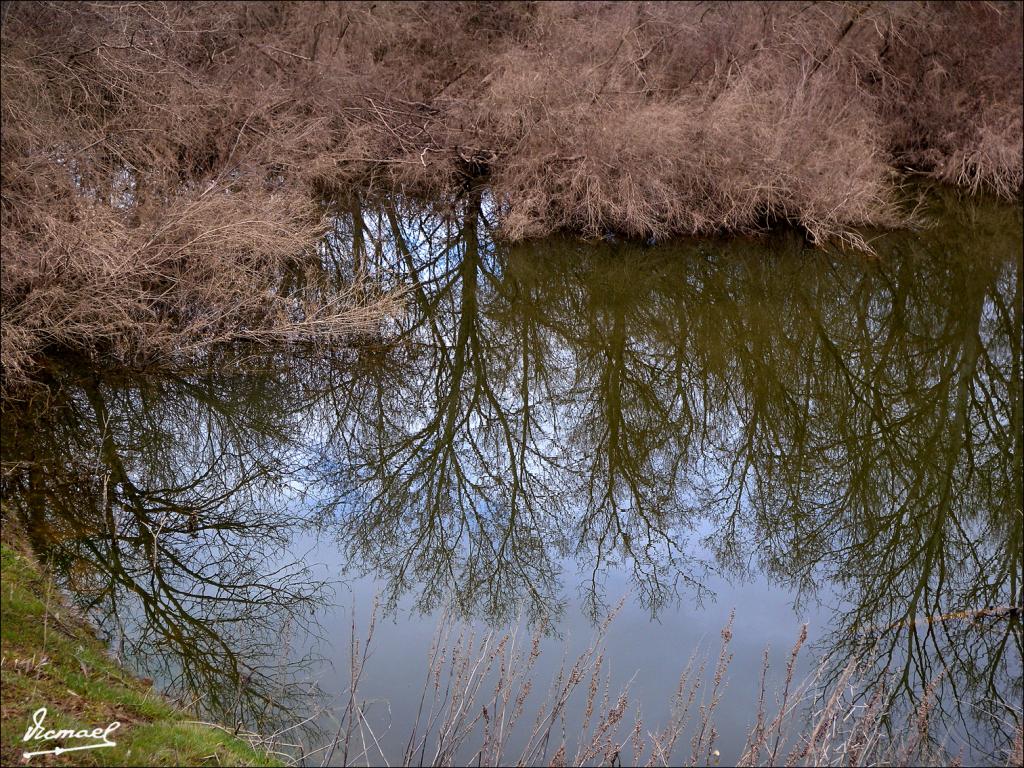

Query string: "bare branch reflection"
[2, 190, 1019, 756]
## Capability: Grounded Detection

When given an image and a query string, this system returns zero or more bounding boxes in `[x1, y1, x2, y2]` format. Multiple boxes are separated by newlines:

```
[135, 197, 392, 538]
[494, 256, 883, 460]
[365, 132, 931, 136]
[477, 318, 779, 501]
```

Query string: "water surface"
[2, 191, 1021, 764]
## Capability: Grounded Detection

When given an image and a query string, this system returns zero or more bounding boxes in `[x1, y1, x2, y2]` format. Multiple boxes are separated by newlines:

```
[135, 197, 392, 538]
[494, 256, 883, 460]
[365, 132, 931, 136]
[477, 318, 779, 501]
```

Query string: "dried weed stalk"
[319, 607, 1021, 767]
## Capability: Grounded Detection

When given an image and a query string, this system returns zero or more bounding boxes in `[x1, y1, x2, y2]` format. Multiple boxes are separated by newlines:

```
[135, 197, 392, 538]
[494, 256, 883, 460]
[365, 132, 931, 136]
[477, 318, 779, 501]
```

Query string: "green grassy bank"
[0, 537, 280, 767]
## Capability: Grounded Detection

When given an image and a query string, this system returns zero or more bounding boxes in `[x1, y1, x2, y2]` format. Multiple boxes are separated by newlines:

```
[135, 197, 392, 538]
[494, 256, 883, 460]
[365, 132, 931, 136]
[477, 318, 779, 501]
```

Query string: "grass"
[0, 537, 282, 767]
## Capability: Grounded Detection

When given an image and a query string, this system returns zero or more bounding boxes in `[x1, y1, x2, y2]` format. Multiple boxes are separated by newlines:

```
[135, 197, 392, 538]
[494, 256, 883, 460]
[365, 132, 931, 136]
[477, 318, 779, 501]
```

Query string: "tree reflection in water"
[312, 190, 1021, 752]
[2, 189, 1020, 756]
[1, 362, 330, 735]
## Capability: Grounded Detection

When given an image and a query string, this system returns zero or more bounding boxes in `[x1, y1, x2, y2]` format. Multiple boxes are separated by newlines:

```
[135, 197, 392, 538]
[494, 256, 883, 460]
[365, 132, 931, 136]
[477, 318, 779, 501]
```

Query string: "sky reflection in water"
[2, 191, 1021, 764]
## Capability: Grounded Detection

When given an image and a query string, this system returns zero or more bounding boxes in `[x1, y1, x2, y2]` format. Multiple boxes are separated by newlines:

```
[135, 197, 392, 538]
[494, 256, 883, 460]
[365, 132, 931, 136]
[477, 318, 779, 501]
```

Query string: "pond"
[1, 190, 1021, 766]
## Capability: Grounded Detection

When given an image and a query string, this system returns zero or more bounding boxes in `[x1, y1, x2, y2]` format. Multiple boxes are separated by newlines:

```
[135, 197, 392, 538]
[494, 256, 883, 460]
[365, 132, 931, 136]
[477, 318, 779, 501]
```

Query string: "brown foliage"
[1, 1, 1021, 385]
[879, 2, 1024, 197]
[0, 2, 399, 389]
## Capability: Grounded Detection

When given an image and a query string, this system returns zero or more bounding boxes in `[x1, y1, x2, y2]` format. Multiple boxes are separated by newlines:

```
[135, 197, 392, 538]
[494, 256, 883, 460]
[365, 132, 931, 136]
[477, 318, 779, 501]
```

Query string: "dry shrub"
[0, 2, 396, 391]
[2, 183, 391, 375]
[491, 68, 898, 246]
[476, 1, 1018, 243]
[2, 1, 1022, 386]
[880, 2, 1024, 197]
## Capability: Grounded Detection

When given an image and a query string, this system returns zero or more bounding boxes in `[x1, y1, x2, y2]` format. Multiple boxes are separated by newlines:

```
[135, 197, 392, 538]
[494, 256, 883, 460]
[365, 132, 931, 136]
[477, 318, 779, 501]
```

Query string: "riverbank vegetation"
[1, 1, 1021, 391]
[0, 533, 282, 766]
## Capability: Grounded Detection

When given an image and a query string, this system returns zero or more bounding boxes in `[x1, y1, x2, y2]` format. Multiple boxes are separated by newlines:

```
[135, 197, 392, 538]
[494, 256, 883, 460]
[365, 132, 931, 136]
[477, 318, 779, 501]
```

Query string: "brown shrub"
[0, 1, 397, 391]
[880, 1, 1024, 197]
[1, 1, 1021, 386]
